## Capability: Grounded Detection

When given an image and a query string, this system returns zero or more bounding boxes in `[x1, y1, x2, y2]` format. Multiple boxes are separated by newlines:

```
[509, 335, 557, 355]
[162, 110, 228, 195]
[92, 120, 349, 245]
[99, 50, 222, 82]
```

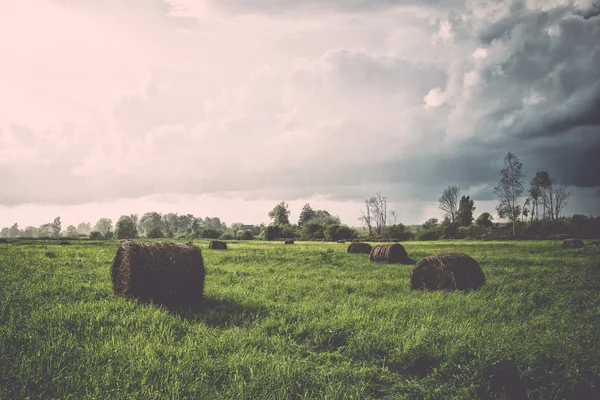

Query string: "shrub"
[220, 233, 234, 240]
[89, 231, 103, 240]
[104, 231, 114, 240]
[146, 227, 164, 239]
[200, 228, 222, 239]
[237, 230, 254, 240]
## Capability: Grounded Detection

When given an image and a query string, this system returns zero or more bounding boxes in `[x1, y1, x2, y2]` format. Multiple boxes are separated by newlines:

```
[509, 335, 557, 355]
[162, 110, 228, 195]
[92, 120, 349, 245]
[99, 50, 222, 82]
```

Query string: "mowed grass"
[1, 239, 599, 399]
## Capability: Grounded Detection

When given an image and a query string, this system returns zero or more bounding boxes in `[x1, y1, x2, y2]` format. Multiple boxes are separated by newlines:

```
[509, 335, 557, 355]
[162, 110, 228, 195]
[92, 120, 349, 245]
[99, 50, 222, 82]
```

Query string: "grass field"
[1, 239, 599, 399]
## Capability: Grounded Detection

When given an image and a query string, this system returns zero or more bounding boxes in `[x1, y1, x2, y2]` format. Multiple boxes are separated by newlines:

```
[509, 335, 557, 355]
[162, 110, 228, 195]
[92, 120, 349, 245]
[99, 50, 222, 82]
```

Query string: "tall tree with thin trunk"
[439, 186, 461, 224]
[494, 152, 525, 238]
[457, 195, 476, 227]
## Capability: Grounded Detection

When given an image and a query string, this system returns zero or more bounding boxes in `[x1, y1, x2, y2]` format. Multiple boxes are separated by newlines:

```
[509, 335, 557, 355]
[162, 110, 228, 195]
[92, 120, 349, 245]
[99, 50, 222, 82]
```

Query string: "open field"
[1, 239, 599, 399]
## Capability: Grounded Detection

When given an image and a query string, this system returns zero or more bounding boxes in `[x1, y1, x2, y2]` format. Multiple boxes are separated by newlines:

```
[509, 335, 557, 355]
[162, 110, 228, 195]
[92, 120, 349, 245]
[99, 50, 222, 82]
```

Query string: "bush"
[89, 231, 103, 240]
[415, 229, 441, 241]
[301, 222, 325, 240]
[237, 230, 254, 240]
[220, 232, 234, 240]
[146, 227, 165, 239]
[200, 228, 222, 239]
[104, 231, 114, 240]
[385, 224, 413, 241]
[263, 225, 283, 241]
[326, 224, 357, 241]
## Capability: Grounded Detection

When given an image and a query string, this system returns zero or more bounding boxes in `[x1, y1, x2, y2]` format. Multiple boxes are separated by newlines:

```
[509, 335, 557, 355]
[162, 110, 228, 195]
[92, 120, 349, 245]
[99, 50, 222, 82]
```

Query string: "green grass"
[1, 239, 599, 399]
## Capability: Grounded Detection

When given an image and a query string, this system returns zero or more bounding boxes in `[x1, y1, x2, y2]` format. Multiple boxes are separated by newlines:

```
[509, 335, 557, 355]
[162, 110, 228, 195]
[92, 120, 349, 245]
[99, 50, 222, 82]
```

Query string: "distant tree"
[268, 202, 291, 225]
[457, 196, 476, 227]
[439, 186, 461, 224]
[0, 227, 9, 238]
[8, 223, 19, 238]
[237, 230, 254, 240]
[146, 227, 165, 239]
[104, 231, 114, 240]
[22, 226, 38, 238]
[200, 228, 221, 239]
[230, 222, 243, 236]
[298, 204, 316, 228]
[422, 218, 439, 230]
[360, 191, 389, 236]
[129, 214, 139, 232]
[38, 223, 53, 238]
[115, 215, 138, 239]
[76, 222, 92, 235]
[50, 217, 62, 238]
[139, 212, 162, 236]
[66, 225, 78, 238]
[93, 218, 113, 235]
[385, 224, 413, 241]
[162, 213, 179, 237]
[475, 212, 494, 228]
[528, 171, 551, 221]
[89, 231, 103, 240]
[494, 152, 526, 237]
[309, 210, 340, 226]
[301, 222, 325, 240]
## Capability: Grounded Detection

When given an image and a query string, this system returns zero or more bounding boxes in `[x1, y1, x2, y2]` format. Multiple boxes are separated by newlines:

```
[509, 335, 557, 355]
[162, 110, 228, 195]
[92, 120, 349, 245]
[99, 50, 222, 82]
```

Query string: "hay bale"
[369, 244, 408, 263]
[562, 238, 584, 249]
[410, 252, 485, 291]
[284, 240, 294, 245]
[111, 241, 205, 307]
[208, 240, 227, 250]
[347, 242, 372, 254]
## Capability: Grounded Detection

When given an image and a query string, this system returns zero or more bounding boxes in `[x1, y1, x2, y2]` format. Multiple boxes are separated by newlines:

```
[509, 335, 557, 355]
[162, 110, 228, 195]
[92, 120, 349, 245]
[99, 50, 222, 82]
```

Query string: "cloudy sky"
[1, 0, 599, 228]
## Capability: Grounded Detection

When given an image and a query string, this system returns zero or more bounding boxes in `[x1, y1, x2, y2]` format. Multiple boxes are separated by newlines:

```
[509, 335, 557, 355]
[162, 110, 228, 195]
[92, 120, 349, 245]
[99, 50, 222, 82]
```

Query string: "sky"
[0, 0, 599, 229]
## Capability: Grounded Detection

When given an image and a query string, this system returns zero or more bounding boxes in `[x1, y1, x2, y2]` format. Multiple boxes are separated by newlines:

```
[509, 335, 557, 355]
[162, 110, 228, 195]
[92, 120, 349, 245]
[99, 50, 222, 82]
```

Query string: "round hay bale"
[208, 240, 227, 250]
[369, 244, 408, 263]
[562, 238, 584, 249]
[347, 242, 372, 254]
[111, 241, 205, 307]
[284, 240, 294, 245]
[410, 252, 485, 291]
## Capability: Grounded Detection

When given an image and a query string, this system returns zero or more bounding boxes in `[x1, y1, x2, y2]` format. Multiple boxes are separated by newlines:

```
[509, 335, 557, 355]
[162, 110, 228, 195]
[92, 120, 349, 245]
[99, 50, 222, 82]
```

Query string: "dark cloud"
[206, 0, 462, 15]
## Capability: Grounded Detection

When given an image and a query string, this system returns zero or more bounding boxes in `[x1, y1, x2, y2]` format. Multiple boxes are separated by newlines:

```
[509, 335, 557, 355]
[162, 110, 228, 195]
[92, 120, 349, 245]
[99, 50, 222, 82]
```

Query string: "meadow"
[1, 239, 599, 399]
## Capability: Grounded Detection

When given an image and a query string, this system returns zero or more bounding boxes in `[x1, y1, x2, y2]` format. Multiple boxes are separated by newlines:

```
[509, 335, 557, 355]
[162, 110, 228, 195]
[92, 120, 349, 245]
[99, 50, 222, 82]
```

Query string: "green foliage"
[422, 218, 439, 230]
[200, 228, 222, 239]
[89, 231, 103, 240]
[93, 218, 113, 235]
[301, 222, 325, 240]
[146, 227, 165, 239]
[298, 204, 316, 228]
[220, 233, 235, 240]
[325, 224, 357, 241]
[457, 195, 475, 227]
[104, 231, 114, 240]
[2, 240, 599, 399]
[475, 212, 494, 228]
[268, 202, 291, 225]
[237, 230, 254, 240]
[115, 216, 138, 239]
[385, 224, 413, 241]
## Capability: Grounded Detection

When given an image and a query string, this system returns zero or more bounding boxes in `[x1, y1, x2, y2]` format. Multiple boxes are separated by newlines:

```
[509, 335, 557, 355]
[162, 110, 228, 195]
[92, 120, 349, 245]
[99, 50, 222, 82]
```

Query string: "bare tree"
[549, 181, 573, 220]
[359, 199, 373, 236]
[439, 186, 461, 224]
[359, 191, 390, 236]
[494, 152, 526, 237]
[390, 210, 398, 225]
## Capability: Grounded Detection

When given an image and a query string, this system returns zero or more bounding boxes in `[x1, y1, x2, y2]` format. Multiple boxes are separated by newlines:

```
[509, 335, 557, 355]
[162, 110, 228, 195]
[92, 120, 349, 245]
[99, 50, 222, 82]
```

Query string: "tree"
[439, 186, 461, 224]
[298, 204, 316, 228]
[548, 180, 573, 221]
[115, 215, 138, 239]
[51, 217, 62, 238]
[528, 171, 551, 221]
[422, 218, 439, 230]
[494, 152, 526, 237]
[138, 212, 163, 236]
[268, 202, 291, 225]
[89, 231, 103, 240]
[359, 199, 373, 235]
[230, 222, 243, 236]
[93, 218, 113, 235]
[359, 191, 389, 236]
[76, 222, 92, 235]
[457, 195, 476, 227]
[66, 225, 78, 238]
[8, 223, 19, 238]
[130, 214, 139, 232]
[475, 212, 493, 228]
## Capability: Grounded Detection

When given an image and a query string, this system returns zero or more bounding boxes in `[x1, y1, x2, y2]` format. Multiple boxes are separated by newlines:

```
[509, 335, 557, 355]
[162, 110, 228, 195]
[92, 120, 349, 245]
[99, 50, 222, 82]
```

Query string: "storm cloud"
[0, 0, 599, 226]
